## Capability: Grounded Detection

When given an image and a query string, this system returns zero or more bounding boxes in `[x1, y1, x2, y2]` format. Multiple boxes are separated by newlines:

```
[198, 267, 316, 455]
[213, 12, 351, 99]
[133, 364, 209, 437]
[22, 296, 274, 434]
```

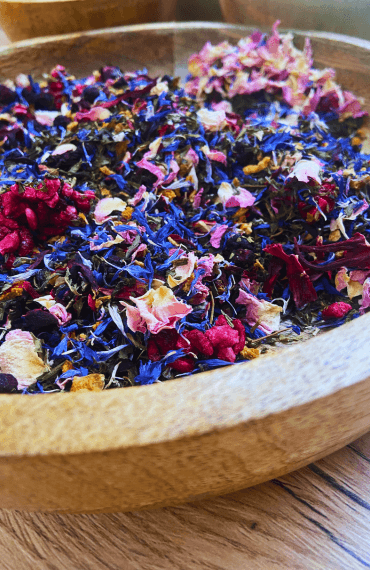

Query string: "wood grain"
[0, 0, 177, 42]
[0, 434, 369, 569]
[0, 23, 369, 514]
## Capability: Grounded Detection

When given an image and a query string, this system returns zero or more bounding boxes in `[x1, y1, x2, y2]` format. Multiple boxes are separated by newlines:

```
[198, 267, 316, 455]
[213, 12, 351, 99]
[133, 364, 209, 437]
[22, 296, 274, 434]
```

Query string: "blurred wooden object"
[0, 434, 370, 569]
[0, 0, 177, 42]
[0, 23, 369, 514]
[177, 0, 223, 22]
[219, 0, 370, 41]
[0, 26, 8, 46]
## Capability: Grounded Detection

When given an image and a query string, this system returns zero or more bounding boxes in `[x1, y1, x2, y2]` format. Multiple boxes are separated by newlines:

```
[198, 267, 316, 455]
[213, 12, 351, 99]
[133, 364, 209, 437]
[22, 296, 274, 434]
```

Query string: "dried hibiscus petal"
[297, 233, 370, 273]
[264, 244, 317, 309]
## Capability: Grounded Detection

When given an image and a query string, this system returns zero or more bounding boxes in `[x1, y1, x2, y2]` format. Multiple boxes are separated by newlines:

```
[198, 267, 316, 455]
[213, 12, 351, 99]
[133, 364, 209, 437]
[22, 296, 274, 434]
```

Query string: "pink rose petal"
[210, 224, 229, 248]
[131, 243, 148, 261]
[185, 148, 200, 166]
[201, 145, 227, 165]
[322, 302, 352, 320]
[136, 157, 165, 188]
[168, 252, 197, 287]
[120, 302, 146, 334]
[122, 286, 192, 334]
[361, 278, 370, 310]
[93, 197, 127, 225]
[196, 108, 227, 131]
[49, 303, 72, 325]
[218, 181, 255, 208]
[193, 187, 204, 209]
[287, 159, 322, 184]
[34, 111, 59, 126]
[198, 254, 216, 278]
[52, 143, 77, 156]
[129, 185, 147, 207]
[236, 289, 282, 334]
[75, 106, 111, 122]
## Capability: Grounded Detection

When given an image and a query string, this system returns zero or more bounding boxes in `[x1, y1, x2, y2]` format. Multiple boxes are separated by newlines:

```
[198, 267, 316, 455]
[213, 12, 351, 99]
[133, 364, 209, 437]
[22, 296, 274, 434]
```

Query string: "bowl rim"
[2, 20, 370, 51]
[0, 22, 369, 460]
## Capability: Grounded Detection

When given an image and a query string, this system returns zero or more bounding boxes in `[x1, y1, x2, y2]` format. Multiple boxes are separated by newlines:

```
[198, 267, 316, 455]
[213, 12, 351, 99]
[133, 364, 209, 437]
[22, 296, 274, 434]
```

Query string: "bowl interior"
[0, 23, 369, 513]
[0, 22, 368, 428]
[0, 23, 367, 433]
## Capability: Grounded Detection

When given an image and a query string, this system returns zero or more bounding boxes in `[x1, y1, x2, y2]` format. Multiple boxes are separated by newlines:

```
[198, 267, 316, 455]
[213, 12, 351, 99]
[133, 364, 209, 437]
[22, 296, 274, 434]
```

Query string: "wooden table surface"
[0, 434, 368, 569]
[0, 29, 369, 570]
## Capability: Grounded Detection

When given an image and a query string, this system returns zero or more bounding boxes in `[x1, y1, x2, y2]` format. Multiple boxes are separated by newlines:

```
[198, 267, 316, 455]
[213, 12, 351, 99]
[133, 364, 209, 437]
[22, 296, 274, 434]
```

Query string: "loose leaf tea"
[0, 23, 369, 393]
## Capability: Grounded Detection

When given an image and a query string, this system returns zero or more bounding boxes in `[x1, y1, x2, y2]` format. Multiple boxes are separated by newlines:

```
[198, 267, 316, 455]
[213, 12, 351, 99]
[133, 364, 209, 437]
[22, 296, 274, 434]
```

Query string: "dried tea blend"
[0, 23, 369, 394]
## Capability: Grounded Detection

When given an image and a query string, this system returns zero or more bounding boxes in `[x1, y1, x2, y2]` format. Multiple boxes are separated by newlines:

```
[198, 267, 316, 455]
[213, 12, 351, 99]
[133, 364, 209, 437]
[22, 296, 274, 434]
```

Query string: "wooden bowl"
[0, 0, 177, 42]
[0, 22, 369, 514]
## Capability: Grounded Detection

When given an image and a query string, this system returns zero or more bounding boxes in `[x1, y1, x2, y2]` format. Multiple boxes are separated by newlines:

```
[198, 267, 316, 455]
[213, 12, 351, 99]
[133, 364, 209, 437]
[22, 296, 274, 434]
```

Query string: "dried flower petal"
[52, 143, 77, 155]
[75, 107, 111, 122]
[210, 224, 229, 248]
[168, 252, 197, 288]
[240, 346, 260, 360]
[287, 159, 322, 185]
[264, 244, 317, 308]
[49, 303, 72, 325]
[70, 373, 105, 392]
[236, 289, 282, 334]
[93, 197, 127, 224]
[217, 181, 256, 208]
[0, 330, 49, 390]
[122, 286, 192, 334]
[196, 108, 228, 131]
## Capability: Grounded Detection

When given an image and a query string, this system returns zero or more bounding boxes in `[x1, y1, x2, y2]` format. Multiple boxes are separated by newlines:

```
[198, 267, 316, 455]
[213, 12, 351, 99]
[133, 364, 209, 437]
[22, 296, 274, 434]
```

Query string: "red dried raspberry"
[205, 316, 239, 349]
[147, 329, 196, 373]
[0, 211, 18, 230]
[205, 316, 246, 363]
[62, 183, 95, 213]
[182, 329, 214, 357]
[147, 317, 245, 370]
[18, 228, 34, 256]
[49, 81, 64, 94]
[157, 329, 188, 354]
[232, 319, 246, 353]
[217, 346, 238, 362]
[0, 231, 20, 255]
[25, 207, 38, 231]
[322, 302, 352, 320]
[170, 356, 195, 373]
[0, 178, 94, 257]
[148, 330, 186, 361]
